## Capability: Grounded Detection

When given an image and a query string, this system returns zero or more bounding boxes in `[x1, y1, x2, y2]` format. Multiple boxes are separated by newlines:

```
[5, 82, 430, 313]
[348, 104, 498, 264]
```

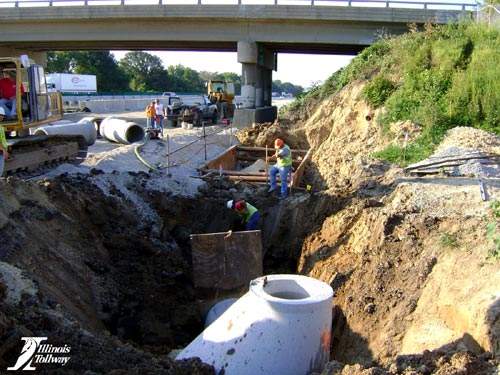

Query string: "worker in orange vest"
[145, 101, 156, 129]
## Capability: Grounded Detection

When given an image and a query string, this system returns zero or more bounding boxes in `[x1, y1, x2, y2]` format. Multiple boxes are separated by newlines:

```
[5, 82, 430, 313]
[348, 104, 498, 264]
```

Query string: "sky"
[112, 51, 354, 89]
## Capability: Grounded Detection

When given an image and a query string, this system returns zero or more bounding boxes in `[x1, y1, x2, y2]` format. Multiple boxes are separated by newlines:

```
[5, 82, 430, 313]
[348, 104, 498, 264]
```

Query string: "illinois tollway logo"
[7, 337, 71, 371]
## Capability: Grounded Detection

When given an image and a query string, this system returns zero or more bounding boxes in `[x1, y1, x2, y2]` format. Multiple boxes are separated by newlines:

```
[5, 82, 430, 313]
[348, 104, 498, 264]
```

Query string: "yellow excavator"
[0, 56, 87, 175]
[207, 80, 235, 119]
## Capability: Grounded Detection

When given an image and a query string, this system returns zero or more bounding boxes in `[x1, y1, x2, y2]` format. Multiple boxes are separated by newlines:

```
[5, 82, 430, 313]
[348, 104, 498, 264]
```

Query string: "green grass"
[361, 75, 395, 108]
[283, 21, 500, 166]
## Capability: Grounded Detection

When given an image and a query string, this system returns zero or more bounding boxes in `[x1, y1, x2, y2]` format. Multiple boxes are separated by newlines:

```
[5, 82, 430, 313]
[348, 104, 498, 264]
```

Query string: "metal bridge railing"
[0, 0, 478, 11]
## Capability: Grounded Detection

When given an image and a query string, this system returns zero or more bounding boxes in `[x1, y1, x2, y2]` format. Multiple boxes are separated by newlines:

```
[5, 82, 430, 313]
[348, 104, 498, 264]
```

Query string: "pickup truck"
[172, 95, 218, 126]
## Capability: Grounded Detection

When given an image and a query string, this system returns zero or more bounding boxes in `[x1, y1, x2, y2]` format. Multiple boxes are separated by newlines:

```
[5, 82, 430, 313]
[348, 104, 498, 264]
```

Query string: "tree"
[72, 51, 129, 92]
[272, 80, 304, 96]
[46, 51, 129, 92]
[46, 52, 75, 73]
[167, 65, 205, 93]
[119, 51, 168, 92]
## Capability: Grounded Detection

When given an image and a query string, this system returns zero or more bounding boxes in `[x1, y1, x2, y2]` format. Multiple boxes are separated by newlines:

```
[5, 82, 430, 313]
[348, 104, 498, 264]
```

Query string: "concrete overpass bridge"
[0, 0, 476, 122]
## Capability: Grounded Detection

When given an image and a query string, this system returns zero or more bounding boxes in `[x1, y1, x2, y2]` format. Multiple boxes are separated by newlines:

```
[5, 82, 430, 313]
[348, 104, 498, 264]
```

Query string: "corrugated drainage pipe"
[34, 120, 97, 146]
[177, 274, 333, 375]
[99, 117, 145, 144]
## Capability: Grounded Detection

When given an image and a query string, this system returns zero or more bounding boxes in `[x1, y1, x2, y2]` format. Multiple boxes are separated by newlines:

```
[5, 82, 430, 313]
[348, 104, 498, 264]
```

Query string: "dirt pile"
[0, 175, 219, 374]
[235, 122, 308, 150]
[318, 350, 497, 374]
[435, 127, 500, 155]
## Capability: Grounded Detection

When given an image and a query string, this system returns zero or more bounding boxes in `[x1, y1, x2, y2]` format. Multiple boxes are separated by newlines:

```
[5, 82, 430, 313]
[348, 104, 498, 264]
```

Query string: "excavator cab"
[207, 80, 235, 119]
[0, 56, 86, 175]
[0, 57, 63, 135]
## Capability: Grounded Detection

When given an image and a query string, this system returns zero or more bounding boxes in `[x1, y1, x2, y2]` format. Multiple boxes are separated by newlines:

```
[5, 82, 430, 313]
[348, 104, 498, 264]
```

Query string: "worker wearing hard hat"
[0, 107, 9, 176]
[267, 138, 292, 199]
[226, 199, 261, 231]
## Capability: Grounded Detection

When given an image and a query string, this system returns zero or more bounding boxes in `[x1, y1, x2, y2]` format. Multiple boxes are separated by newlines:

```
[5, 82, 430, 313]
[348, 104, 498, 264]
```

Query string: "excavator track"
[4, 135, 88, 177]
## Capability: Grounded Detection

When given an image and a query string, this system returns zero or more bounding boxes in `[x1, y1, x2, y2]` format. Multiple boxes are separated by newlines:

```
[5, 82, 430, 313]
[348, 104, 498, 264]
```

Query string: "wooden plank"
[291, 148, 313, 188]
[190, 230, 263, 290]
[237, 155, 302, 168]
[203, 168, 266, 177]
[237, 145, 309, 155]
[201, 144, 238, 171]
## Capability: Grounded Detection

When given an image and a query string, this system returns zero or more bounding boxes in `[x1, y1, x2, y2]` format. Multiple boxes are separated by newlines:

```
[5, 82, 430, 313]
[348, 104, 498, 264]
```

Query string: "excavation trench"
[0, 173, 338, 373]
[1, 164, 498, 374]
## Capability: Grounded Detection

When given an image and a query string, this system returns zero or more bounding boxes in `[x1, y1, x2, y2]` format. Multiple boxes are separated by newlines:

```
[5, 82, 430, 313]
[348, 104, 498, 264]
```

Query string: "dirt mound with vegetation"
[276, 19, 500, 374]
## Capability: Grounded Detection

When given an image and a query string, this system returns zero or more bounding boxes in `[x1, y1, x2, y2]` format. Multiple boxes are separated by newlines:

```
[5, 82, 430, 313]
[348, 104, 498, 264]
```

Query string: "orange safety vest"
[146, 105, 155, 118]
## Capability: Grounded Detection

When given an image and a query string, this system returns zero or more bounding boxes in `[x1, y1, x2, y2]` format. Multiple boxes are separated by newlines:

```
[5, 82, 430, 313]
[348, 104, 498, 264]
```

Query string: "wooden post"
[203, 122, 207, 161]
[166, 134, 171, 177]
[265, 145, 269, 184]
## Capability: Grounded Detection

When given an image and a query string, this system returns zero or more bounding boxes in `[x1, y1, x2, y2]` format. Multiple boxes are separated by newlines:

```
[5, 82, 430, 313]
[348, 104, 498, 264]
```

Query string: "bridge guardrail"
[0, 0, 478, 11]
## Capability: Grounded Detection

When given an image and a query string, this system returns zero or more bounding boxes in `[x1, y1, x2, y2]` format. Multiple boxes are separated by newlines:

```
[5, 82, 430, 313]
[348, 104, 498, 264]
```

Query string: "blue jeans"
[0, 153, 4, 177]
[146, 117, 153, 128]
[155, 115, 164, 132]
[269, 165, 291, 197]
[0, 98, 15, 117]
[246, 211, 260, 231]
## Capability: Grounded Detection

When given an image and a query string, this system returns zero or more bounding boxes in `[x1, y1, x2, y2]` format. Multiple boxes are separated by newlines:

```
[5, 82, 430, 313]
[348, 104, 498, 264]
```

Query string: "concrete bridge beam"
[0, 48, 47, 67]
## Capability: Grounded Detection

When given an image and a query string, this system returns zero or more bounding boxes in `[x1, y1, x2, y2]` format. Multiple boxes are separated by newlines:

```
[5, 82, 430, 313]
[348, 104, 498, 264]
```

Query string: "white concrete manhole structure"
[177, 274, 334, 375]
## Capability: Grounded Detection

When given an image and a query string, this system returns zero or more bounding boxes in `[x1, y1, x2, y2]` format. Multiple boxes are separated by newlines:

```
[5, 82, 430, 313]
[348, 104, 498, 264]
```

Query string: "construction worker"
[267, 138, 292, 199]
[0, 70, 24, 119]
[0, 107, 9, 176]
[145, 101, 156, 129]
[226, 199, 260, 231]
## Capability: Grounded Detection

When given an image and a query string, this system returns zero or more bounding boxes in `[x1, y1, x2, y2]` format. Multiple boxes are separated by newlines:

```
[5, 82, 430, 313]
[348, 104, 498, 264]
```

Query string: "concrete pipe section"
[79, 116, 104, 135]
[34, 118, 97, 146]
[99, 117, 145, 145]
[177, 274, 334, 375]
[205, 298, 238, 327]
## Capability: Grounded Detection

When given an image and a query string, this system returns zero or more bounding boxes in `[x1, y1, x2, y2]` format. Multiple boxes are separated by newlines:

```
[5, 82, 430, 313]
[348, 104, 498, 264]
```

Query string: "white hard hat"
[0, 107, 5, 116]
[226, 200, 234, 209]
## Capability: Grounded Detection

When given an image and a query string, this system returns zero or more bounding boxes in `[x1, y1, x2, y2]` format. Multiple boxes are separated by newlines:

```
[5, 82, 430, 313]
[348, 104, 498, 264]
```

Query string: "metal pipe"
[99, 117, 145, 145]
[33, 119, 97, 146]
[177, 274, 333, 375]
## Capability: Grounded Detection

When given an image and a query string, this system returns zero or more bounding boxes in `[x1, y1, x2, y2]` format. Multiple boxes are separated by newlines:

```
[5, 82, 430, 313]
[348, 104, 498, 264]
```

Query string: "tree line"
[47, 51, 304, 96]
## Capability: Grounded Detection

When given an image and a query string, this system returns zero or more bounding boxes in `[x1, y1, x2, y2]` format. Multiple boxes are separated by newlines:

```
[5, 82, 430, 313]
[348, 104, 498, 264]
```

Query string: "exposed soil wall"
[0, 176, 216, 373]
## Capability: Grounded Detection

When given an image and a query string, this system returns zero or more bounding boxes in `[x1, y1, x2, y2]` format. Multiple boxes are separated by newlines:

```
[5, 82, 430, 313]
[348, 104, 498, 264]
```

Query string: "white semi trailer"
[46, 73, 97, 93]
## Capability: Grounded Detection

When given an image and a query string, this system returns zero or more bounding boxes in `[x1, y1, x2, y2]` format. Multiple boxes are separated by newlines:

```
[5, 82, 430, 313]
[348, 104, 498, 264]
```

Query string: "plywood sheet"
[190, 230, 263, 290]
[203, 145, 238, 170]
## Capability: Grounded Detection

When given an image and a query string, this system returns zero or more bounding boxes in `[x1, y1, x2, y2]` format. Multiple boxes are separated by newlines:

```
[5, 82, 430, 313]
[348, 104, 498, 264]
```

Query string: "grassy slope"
[282, 22, 499, 166]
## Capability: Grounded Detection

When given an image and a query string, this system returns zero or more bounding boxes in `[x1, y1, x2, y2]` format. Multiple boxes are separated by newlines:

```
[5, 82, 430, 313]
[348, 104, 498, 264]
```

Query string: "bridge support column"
[234, 41, 277, 127]
[238, 41, 258, 109]
[263, 68, 273, 107]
